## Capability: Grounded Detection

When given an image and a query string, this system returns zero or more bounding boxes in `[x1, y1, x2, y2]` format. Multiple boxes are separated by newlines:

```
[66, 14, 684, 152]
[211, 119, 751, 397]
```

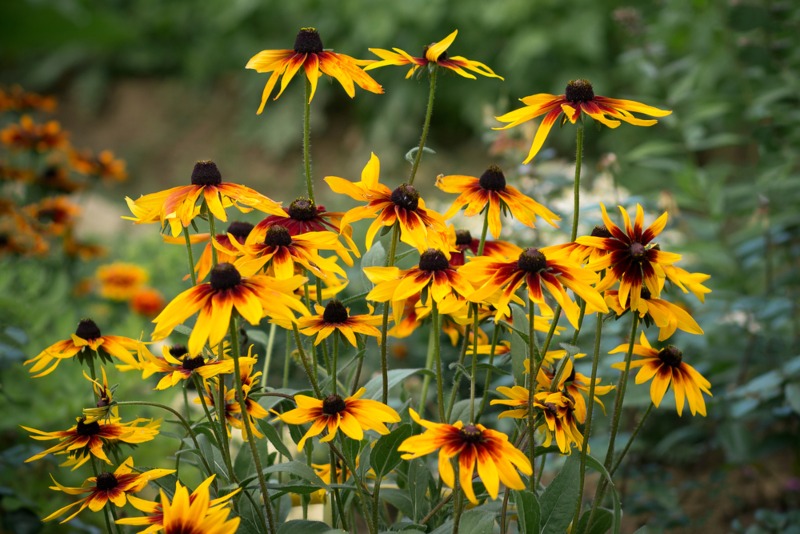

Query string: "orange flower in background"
[0, 115, 69, 151]
[437, 165, 560, 238]
[125, 161, 286, 236]
[130, 287, 166, 317]
[495, 79, 671, 163]
[365, 29, 503, 80]
[70, 149, 127, 182]
[43, 457, 173, 523]
[0, 85, 57, 113]
[24, 196, 81, 236]
[398, 409, 531, 504]
[246, 27, 383, 114]
[611, 332, 712, 416]
[24, 318, 140, 377]
[325, 153, 447, 252]
[96, 262, 148, 301]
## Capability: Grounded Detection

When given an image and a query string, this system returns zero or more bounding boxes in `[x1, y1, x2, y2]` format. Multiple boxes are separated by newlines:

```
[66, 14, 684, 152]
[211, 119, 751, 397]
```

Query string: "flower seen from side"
[138, 344, 241, 390]
[495, 79, 671, 163]
[96, 262, 149, 301]
[398, 409, 531, 504]
[605, 287, 703, 341]
[298, 299, 382, 346]
[447, 227, 519, 267]
[246, 27, 383, 114]
[610, 332, 712, 416]
[81, 368, 118, 423]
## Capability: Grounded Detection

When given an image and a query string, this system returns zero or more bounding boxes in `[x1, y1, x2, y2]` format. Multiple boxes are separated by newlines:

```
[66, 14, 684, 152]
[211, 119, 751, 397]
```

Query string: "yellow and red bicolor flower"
[137, 344, 241, 390]
[246, 27, 383, 114]
[298, 300, 382, 346]
[398, 409, 531, 504]
[437, 165, 559, 238]
[446, 226, 519, 267]
[495, 79, 671, 163]
[43, 457, 174, 524]
[605, 287, 703, 341]
[325, 153, 448, 252]
[365, 30, 503, 80]
[611, 332, 712, 416]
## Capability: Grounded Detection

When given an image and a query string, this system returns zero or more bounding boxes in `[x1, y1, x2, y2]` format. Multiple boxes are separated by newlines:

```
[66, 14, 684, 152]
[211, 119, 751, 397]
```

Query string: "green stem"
[408, 68, 438, 186]
[183, 226, 198, 286]
[192, 374, 236, 483]
[446, 324, 472, 422]
[526, 298, 539, 490]
[262, 322, 277, 387]
[451, 464, 463, 534]
[303, 77, 314, 201]
[331, 439, 376, 534]
[572, 312, 604, 530]
[330, 448, 348, 531]
[292, 324, 322, 397]
[469, 207, 491, 422]
[570, 124, 585, 242]
[610, 402, 653, 477]
[332, 330, 340, 396]
[206, 206, 219, 267]
[418, 308, 437, 418]
[432, 300, 445, 423]
[603, 314, 639, 470]
[477, 325, 501, 421]
[351, 335, 366, 395]
[229, 315, 276, 534]
[379, 224, 400, 403]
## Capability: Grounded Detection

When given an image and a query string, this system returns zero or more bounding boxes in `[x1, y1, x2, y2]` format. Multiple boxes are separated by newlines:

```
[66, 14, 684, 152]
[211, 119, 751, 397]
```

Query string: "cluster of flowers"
[20, 27, 712, 533]
[0, 85, 127, 259]
[95, 262, 166, 318]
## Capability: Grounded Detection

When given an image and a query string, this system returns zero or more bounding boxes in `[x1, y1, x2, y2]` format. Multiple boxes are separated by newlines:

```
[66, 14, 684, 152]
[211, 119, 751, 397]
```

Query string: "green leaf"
[582, 454, 622, 534]
[514, 489, 540, 534]
[458, 508, 496, 534]
[448, 399, 472, 425]
[381, 488, 414, 519]
[577, 509, 612, 534]
[371, 424, 412, 477]
[277, 520, 347, 534]
[260, 461, 327, 489]
[509, 305, 529, 385]
[233, 442, 253, 481]
[540, 455, 580, 534]
[785, 382, 800, 414]
[407, 458, 431, 522]
[256, 419, 292, 459]
[362, 368, 424, 400]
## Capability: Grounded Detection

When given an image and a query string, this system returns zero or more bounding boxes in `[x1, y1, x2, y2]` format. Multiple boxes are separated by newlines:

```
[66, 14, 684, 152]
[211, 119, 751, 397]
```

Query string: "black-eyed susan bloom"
[23, 417, 161, 470]
[577, 204, 684, 312]
[447, 227, 519, 267]
[138, 344, 241, 390]
[495, 79, 672, 163]
[96, 262, 148, 300]
[152, 263, 309, 356]
[611, 332, 712, 416]
[461, 244, 608, 328]
[125, 161, 286, 236]
[436, 165, 560, 238]
[605, 287, 703, 341]
[43, 457, 174, 523]
[534, 358, 615, 423]
[365, 29, 503, 80]
[298, 300, 382, 346]
[325, 153, 448, 252]
[24, 318, 140, 378]
[398, 409, 531, 504]
[277, 388, 400, 451]
[117, 475, 240, 533]
[81, 368, 118, 423]
[246, 27, 383, 114]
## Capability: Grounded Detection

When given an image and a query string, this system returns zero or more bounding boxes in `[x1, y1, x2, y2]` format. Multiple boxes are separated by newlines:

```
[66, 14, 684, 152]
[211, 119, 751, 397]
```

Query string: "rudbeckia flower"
[605, 287, 703, 341]
[0, 115, 69, 152]
[23, 417, 161, 470]
[116, 475, 240, 533]
[125, 161, 285, 237]
[24, 196, 80, 237]
[138, 344, 242, 390]
[436, 165, 559, 238]
[96, 262, 148, 301]
[398, 409, 531, 504]
[298, 299, 382, 346]
[43, 457, 174, 523]
[246, 27, 383, 114]
[577, 204, 683, 311]
[447, 227, 519, 267]
[365, 30, 503, 80]
[152, 263, 309, 356]
[173, 221, 254, 282]
[198, 366, 268, 441]
[24, 318, 140, 378]
[277, 387, 400, 451]
[495, 79, 671, 163]
[460, 244, 608, 328]
[70, 149, 127, 182]
[325, 153, 448, 252]
[130, 287, 166, 317]
[610, 332, 712, 416]
[534, 358, 615, 423]
[81, 368, 118, 423]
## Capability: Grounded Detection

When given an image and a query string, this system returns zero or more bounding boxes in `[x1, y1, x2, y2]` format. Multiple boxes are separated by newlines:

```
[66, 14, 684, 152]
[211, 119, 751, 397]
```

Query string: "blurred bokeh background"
[2, 0, 799, 532]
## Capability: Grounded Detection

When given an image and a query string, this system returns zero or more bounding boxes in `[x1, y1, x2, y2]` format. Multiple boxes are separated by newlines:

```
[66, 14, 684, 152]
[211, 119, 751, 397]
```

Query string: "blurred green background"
[2, 0, 800, 532]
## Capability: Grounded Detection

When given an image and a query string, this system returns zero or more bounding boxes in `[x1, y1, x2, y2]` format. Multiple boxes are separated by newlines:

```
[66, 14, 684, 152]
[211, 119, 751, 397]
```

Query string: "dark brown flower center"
[478, 165, 507, 191]
[322, 394, 347, 415]
[459, 424, 483, 444]
[294, 27, 323, 54]
[76, 418, 100, 436]
[182, 356, 206, 370]
[75, 319, 101, 340]
[322, 300, 349, 324]
[97, 395, 111, 408]
[629, 242, 646, 261]
[265, 225, 292, 247]
[658, 346, 683, 367]
[95, 472, 119, 491]
[422, 44, 448, 62]
[517, 248, 547, 273]
[190, 161, 222, 186]
[565, 79, 595, 103]
[169, 344, 188, 357]
[455, 230, 473, 246]
[288, 197, 317, 221]
[419, 249, 449, 272]
[591, 225, 612, 238]
[226, 221, 254, 242]
[641, 287, 652, 300]
[390, 184, 420, 211]
[209, 263, 242, 291]
[544, 402, 559, 415]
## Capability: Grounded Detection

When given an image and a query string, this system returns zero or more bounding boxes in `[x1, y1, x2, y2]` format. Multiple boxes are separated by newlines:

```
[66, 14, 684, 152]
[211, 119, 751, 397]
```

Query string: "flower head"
[0, 115, 68, 151]
[277, 387, 400, 451]
[611, 332, 712, 416]
[138, 344, 241, 390]
[298, 299, 382, 346]
[365, 30, 503, 80]
[447, 227, 518, 267]
[495, 79, 671, 163]
[97, 262, 149, 301]
[605, 287, 703, 341]
[398, 409, 531, 504]
[246, 27, 383, 114]
[437, 165, 560, 238]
